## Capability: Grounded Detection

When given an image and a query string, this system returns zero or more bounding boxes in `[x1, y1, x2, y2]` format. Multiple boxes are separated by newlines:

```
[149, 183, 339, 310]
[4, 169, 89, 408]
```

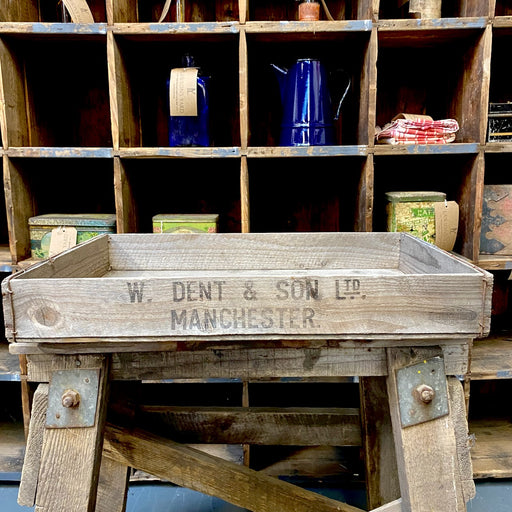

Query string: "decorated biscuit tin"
[152, 214, 218, 233]
[29, 213, 116, 259]
[386, 191, 447, 245]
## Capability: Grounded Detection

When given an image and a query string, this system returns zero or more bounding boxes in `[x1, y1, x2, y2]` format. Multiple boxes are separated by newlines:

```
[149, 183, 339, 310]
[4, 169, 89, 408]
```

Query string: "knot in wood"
[61, 389, 80, 408]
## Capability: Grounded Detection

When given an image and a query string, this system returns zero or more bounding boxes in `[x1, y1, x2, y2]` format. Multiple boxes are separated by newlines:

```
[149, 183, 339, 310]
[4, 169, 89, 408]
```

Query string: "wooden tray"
[2, 232, 492, 345]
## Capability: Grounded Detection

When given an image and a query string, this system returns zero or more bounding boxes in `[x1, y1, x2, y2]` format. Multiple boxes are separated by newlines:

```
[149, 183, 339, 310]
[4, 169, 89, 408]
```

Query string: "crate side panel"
[8, 273, 487, 340]
[107, 233, 403, 271]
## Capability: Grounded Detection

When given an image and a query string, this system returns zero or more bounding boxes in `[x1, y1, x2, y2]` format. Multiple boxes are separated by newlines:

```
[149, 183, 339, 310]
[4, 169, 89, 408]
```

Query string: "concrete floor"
[1, 480, 512, 511]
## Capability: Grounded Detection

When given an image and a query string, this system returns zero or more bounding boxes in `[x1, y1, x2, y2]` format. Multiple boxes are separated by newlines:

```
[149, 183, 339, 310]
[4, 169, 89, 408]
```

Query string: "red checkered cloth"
[375, 118, 459, 145]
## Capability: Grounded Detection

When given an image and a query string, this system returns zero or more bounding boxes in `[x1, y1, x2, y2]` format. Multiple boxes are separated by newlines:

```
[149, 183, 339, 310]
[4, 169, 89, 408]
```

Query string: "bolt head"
[61, 389, 80, 408]
[415, 384, 435, 404]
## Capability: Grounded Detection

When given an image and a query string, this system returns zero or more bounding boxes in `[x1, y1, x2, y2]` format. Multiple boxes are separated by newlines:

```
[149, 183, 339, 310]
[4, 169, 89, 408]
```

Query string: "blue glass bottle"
[168, 55, 210, 147]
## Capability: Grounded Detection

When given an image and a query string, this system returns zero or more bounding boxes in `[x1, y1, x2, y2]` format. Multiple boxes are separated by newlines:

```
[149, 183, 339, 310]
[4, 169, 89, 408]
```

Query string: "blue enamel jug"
[271, 59, 350, 146]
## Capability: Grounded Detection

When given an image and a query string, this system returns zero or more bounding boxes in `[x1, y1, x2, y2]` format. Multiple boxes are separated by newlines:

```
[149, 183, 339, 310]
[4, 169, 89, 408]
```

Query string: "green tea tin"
[29, 213, 116, 259]
[386, 191, 446, 245]
[152, 214, 219, 234]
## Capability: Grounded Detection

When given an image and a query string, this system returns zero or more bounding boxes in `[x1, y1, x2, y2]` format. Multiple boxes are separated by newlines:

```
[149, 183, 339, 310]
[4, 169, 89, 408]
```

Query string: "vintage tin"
[29, 213, 116, 259]
[488, 103, 512, 142]
[480, 185, 512, 255]
[386, 191, 446, 245]
[152, 214, 219, 234]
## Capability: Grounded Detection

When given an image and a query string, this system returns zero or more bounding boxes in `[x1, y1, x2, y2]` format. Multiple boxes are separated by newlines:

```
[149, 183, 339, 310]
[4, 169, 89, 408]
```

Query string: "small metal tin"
[29, 213, 116, 259]
[386, 191, 446, 245]
[152, 214, 219, 234]
[488, 102, 512, 142]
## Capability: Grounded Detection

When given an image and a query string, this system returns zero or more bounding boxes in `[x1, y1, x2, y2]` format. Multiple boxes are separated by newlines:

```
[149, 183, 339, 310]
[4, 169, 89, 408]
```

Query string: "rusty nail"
[415, 384, 435, 404]
[61, 389, 80, 408]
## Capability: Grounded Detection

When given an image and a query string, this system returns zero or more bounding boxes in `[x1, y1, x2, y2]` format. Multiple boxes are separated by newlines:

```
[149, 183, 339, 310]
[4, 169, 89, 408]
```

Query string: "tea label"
[49, 227, 77, 257]
[170, 68, 198, 117]
[62, 0, 95, 23]
[434, 201, 459, 251]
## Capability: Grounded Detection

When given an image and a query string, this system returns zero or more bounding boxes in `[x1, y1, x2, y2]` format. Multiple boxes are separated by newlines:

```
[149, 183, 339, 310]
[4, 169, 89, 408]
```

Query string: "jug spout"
[270, 63, 288, 104]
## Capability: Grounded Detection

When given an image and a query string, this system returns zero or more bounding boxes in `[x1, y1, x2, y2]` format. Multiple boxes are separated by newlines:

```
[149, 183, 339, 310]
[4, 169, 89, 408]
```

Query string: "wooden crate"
[2, 232, 492, 346]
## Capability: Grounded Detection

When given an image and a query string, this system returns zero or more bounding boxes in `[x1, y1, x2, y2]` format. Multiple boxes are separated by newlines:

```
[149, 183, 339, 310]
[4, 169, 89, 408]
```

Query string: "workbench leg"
[386, 348, 468, 512]
[360, 377, 400, 510]
[95, 456, 130, 512]
[34, 355, 110, 512]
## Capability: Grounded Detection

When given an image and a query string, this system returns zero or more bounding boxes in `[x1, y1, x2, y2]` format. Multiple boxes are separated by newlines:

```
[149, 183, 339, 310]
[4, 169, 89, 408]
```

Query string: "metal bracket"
[46, 369, 100, 428]
[396, 356, 449, 428]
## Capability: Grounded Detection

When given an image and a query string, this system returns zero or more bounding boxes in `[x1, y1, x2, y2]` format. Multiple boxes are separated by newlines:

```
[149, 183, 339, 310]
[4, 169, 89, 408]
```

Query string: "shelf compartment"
[246, 156, 367, 233]
[471, 418, 512, 479]
[111, 32, 239, 149]
[471, 336, 512, 380]
[373, 153, 481, 259]
[0, 0, 107, 22]
[0, 32, 111, 148]
[0, 343, 19, 381]
[376, 25, 489, 145]
[246, 31, 372, 147]
[247, 0, 371, 22]
[112, 0, 239, 23]
[115, 157, 242, 235]
[488, 27, 512, 147]
[379, 2, 490, 20]
[495, 1, 512, 18]
[4, 156, 116, 263]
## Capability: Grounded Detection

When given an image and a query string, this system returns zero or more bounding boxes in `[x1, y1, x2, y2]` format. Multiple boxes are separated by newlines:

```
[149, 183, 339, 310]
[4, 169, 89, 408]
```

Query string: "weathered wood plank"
[0, 342, 20, 378]
[34, 356, 109, 512]
[244, 20, 372, 33]
[247, 146, 368, 157]
[360, 377, 400, 510]
[95, 456, 130, 512]
[116, 147, 240, 158]
[3, 156, 33, 264]
[448, 377, 475, 502]
[139, 406, 361, 446]
[6, 271, 488, 340]
[0, 420, 25, 474]
[103, 423, 365, 512]
[386, 348, 467, 512]
[471, 335, 512, 380]
[470, 419, 512, 479]
[18, 384, 48, 507]
[240, 157, 250, 233]
[23, 342, 470, 380]
[370, 499, 402, 512]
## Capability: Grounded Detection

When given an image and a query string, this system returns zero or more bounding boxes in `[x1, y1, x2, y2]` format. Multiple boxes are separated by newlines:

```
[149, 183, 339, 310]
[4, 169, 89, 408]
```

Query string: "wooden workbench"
[2, 232, 492, 512]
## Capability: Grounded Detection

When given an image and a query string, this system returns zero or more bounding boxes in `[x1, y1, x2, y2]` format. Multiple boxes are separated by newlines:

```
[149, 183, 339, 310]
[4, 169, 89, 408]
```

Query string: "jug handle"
[333, 70, 351, 121]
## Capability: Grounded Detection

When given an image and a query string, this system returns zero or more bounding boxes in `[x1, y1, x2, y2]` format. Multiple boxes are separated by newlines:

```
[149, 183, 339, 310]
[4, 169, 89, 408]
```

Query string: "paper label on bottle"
[49, 227, 78, 257]
[434, 201, 459, 251]
[170, 68, 198, 117]
[62, 0, 95, 23]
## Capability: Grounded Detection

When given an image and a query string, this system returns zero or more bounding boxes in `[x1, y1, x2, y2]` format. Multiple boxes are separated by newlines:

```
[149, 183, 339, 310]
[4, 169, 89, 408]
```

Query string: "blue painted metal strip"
[248, 145, 368, 157]
[147, 22, 239, 34]
[31, 23, 107, 34]
[375, 143, 479, 155]
[8, 148, 113, 158]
